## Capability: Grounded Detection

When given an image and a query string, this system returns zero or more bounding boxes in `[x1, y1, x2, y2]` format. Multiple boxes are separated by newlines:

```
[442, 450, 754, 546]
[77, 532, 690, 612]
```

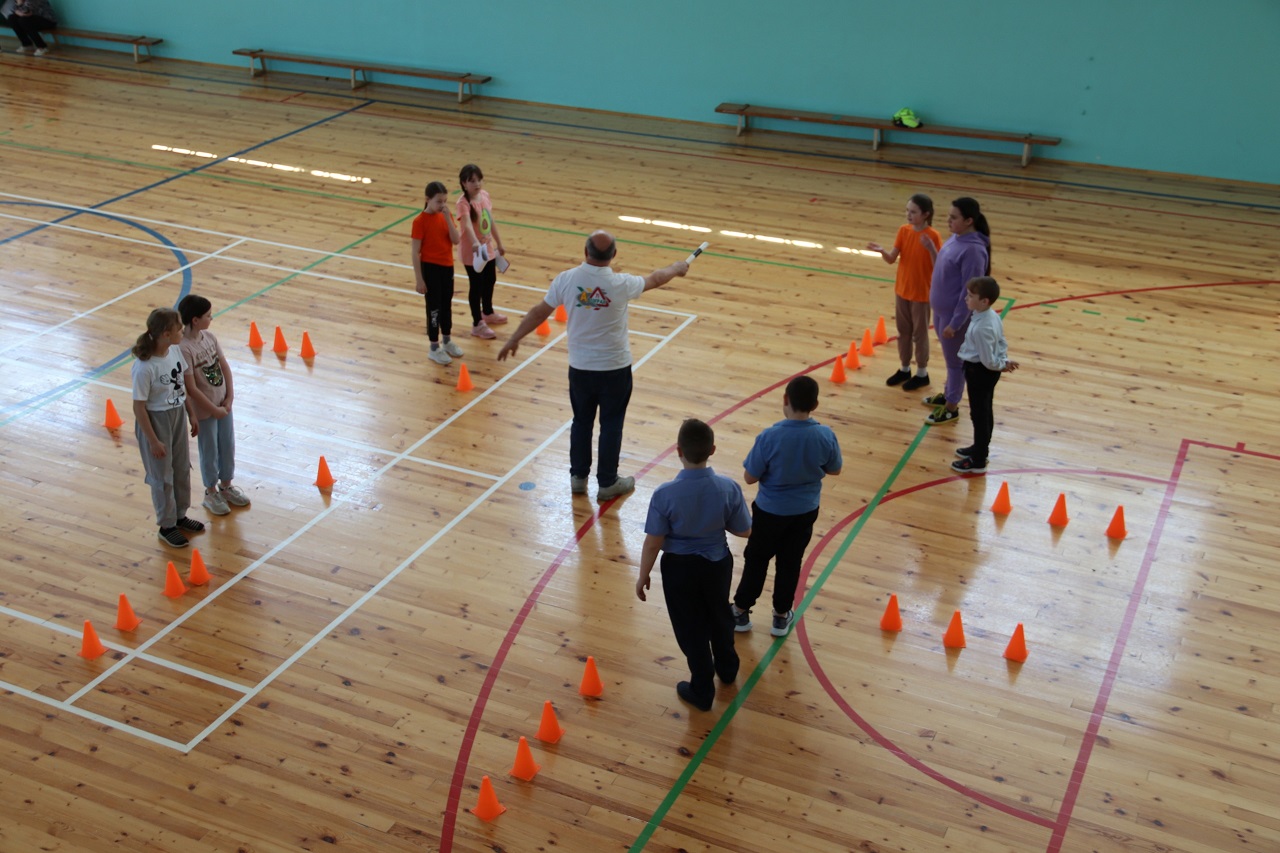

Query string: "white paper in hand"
[472, 243, 492, 269]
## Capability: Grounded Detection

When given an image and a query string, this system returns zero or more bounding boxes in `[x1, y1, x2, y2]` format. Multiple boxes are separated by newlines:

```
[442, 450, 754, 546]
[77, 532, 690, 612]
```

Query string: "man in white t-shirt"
[498, 231, 688, 499]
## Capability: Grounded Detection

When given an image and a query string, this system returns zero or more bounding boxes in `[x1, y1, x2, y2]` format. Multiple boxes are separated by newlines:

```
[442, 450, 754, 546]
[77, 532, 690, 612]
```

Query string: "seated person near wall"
[5, 0, 57, 56]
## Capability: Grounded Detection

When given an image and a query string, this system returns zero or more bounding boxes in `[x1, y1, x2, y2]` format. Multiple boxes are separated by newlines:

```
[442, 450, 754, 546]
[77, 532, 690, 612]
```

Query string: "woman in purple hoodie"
[923, 197, 991, 425]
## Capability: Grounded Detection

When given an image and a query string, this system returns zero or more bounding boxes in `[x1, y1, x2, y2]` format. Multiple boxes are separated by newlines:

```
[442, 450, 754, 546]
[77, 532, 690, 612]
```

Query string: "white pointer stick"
[685, 241, 710, 264]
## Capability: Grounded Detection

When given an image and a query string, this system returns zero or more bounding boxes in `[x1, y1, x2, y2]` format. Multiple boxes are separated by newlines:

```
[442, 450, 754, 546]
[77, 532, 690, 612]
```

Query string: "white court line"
[0, 603, 251, 694]
[0, 677, 189, 751]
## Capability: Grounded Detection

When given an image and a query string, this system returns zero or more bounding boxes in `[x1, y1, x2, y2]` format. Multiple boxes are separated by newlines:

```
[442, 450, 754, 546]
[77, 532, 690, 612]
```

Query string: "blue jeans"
[568, 366, 632, 487]
[196, 410, 236, 489]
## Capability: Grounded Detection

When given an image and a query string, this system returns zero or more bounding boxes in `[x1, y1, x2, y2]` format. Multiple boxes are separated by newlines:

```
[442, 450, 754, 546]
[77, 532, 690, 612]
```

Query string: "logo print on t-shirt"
[574, 286, 612, 311]
[478, 207, 492, 238]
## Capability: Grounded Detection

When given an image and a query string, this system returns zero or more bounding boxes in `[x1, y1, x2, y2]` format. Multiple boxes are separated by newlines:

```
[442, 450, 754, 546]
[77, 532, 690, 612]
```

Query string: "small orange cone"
[1047, 493, 1069, 527]
[1003, 623, 1028, 663]
[536, 700, 564, 744]
[579, 655, 603, 697]
[163, 562, 188, 598]
[299, 331, 316, 359]
[248, 322, 264, 349]
[990, 481, 1012, 514]
[535, 320, 551, 336]
[942, 610, 966, 649]
[844, 342, 861, 370]
[103, 399, 124, 429]
[456, 364, 474, 392]
[554, 304, 567, 322]
[510, 736, 541, 781]
[470, 775, 506, 821]
[188, 549, 210, 586]
[829, 353, 847, 384]
[859, 329, 875, 356]
[873, 315, 889, 345]
[272, 326, 288, 354]
[1106, 506, 1127, 540]
[79, 620, 107, 659]
[879, 594, 903, 632]
[115, 594, 142, 631]
[315, 455, 336, 489]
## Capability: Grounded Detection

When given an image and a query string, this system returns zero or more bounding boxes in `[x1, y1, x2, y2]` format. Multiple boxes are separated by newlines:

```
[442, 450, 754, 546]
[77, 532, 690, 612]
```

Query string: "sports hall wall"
[49, 0, 1279, 185]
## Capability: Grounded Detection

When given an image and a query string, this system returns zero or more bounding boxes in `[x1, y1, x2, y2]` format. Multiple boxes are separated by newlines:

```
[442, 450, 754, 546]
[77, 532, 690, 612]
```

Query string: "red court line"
[794, 468, 1171, 831]
[1014, 279, 1278, 311]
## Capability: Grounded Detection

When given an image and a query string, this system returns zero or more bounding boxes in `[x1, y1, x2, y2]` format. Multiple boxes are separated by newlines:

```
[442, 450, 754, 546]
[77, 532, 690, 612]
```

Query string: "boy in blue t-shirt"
[732, 376, 842, 637]
[637, 419, 752, 712]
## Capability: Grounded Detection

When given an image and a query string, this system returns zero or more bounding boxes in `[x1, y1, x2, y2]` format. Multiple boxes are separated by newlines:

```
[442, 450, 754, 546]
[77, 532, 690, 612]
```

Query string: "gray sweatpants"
[135, 406, 191, 528]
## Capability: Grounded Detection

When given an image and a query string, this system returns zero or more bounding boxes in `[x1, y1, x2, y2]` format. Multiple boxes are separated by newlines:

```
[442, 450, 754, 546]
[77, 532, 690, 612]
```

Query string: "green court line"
[0, 138, 181, 173]
[1082, 309, 1101, 315]
[629, 423, 931, 851]
[1000, 297, 1015, 319]
[1125, 317, 1146, 322]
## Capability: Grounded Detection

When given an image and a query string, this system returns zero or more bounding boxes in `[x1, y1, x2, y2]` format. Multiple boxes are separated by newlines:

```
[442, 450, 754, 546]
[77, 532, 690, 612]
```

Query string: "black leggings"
[421, 262, 454, 342]
[8, 15, 55, 48]
[464, 260, 496, 325]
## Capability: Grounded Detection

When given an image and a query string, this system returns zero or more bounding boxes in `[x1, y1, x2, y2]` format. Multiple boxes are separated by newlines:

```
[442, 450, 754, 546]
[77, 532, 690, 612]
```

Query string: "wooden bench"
[715, 103, 1061, 167]
[232, 49, 491, 103]
[40, 28, 162, 63]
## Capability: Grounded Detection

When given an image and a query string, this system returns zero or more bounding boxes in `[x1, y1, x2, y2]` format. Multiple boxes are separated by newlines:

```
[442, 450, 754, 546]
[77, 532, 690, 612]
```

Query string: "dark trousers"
[568, 365, 632, 487]
[7, 15, 54, 48]
[420, 261, 454, 342]
[464, 260, 496, 325]
[661, 552, 739, 706]
[733, 503, 820, 615]
[963, 360, 1001, 462]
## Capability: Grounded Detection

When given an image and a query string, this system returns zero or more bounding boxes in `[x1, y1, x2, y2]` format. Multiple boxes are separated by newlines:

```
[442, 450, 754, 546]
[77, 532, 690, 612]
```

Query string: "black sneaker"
[955, 446, 975, 459]
[951, 457, 987, 474]
[176, 516, 206, 533]
[885, 369, 911, 387]
[675, 680, 713, 712]
[921, 393, 947, 407]
[770, 609, 796, 637]
[901, 374, 930, 391]
[732, 606, 752, 633]
[158, 526, 189, 548]
[925, 407, 959, 426]
[716, 657, 740, 684]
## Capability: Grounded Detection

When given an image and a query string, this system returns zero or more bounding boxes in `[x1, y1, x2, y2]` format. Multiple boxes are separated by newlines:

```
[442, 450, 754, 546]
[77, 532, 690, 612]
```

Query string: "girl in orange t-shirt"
[411, 181, 462, 366]
[867, 193, 942, 391]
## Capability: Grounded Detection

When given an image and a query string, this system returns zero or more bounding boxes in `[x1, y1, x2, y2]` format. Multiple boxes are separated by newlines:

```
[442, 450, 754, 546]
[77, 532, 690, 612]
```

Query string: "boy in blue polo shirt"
[732, 375, 842, 637]
[636, 418, 752, 712]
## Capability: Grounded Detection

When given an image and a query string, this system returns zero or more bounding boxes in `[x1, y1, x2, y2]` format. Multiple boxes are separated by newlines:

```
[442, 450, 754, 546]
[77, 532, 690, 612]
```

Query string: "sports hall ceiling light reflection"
[836, 246, 884, 257]
[618, 215, 712, 233]
[618, 216, 823, 250]
[151, 145, 373, 184]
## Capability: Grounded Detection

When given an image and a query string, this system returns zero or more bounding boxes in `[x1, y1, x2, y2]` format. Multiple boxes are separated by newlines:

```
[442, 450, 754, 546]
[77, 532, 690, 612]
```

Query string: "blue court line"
[22, 56, 1279, 214]
[0, 99, 373, 248]
[0, 203, 193, 424]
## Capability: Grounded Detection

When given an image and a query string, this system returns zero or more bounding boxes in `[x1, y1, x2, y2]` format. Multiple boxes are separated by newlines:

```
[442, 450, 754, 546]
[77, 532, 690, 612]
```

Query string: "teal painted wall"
[46, 0, 1279, 184]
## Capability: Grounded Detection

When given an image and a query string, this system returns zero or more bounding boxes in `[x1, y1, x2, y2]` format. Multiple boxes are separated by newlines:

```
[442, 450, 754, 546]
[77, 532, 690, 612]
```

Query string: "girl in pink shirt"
[456, 163, 507, 339]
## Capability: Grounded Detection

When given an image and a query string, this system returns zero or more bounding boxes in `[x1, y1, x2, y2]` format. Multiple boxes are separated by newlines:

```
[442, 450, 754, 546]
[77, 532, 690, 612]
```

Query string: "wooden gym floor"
[1, 43, 1278, 853]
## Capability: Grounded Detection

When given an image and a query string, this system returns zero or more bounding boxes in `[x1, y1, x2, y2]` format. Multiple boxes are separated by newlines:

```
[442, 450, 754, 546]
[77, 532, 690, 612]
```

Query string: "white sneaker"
[202, 490, 231, 516]
[597, 476, 635, 500]
[428, 347, 452, 365]
[34, 47, 49, 56]
[443, 340, 464, 358]
[220, 484, 250, 507]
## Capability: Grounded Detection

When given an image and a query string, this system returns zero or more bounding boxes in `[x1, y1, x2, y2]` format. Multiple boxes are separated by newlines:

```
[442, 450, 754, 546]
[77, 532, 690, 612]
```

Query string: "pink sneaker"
[470, 322, 496, 339]
[481, 312, 508, 325]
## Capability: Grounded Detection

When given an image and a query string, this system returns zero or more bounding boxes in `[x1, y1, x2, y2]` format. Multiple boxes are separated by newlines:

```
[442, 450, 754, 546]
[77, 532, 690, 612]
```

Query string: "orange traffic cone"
[535, 319, 551, 336]
[859, 329, 875, 356]
[942, 610, 966, 649]
[844, 342, 861, 370]
[829, 353, 847, 384]
[79, 620, 107, 659]
[879, 594, 903, 632]
[579, 655, 604, 697]
[536, 700, 564, 744]
[470, 775, 506, 821]
[873, 315, 888, 345]
[188, 549, 210, 586]
[272, 326, 288, 354]
[990, 481, 1012, 515]
[103, 399, 124, 429]
[1047, 493, 1069, 527]
[248, 321, 264, 349]
[1106, 506, 1127, 540]
[163, 561, 188, 598]
[554, 304, 567, 322]
[456, 364, 474, 392]
[1003, 623, 1028, 663]
[299, 331, 316, 359]
[115, 594, 142, 631]
[510, 736, 541, 781]
[315, 455, 336, 489]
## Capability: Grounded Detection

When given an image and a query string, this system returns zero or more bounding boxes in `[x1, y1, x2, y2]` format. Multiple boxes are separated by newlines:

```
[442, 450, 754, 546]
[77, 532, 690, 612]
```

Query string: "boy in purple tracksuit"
[924, 197, 992, 426]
